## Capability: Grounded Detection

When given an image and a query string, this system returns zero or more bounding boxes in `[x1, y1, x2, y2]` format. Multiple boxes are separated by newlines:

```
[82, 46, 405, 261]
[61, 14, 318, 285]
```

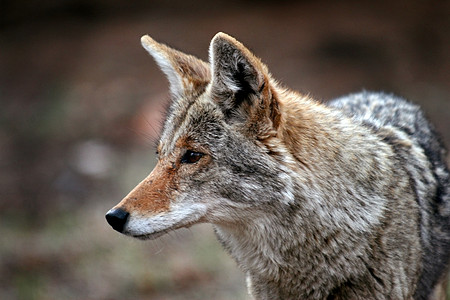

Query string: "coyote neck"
[276, 89, 363, 171]
[213, 213, 360, 299]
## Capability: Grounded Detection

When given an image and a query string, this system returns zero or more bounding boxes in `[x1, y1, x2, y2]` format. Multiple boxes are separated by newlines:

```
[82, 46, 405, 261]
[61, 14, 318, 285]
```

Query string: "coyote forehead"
[158, 93, 221, 157]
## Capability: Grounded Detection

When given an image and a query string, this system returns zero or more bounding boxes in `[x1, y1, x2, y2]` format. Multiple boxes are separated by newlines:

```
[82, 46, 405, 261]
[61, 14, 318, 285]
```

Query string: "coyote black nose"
[105, 208, 129, 233]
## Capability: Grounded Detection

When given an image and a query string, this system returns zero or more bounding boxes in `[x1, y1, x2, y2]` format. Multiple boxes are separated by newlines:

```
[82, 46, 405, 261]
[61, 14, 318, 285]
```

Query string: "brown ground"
[1, 1, 449, 299]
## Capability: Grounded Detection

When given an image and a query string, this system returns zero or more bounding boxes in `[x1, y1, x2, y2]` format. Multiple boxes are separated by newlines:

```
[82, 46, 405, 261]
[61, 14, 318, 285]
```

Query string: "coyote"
[106, 33, 450, 299]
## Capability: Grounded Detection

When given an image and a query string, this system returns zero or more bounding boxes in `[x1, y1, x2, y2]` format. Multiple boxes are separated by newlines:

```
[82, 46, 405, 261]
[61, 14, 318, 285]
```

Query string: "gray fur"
[330, 92, 450, 299]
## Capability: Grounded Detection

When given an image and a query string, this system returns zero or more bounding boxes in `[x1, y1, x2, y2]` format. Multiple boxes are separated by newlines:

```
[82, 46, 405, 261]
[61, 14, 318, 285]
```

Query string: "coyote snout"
[106, 153, 209, 239]
[106, 32, 450, 299]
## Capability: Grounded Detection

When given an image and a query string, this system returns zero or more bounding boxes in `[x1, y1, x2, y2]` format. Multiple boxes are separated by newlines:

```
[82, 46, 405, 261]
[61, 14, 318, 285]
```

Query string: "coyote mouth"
[128, 218, 201, 240]
[133, 230, 169, 240]
[122, 203, 207, 240]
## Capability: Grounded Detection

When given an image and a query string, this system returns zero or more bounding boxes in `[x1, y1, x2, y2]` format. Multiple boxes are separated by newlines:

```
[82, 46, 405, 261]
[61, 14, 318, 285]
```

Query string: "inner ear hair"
[232, 60, 260, 107]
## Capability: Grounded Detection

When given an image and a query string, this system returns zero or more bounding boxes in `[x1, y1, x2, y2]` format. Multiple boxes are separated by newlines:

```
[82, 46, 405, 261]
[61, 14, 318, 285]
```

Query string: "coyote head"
[106, 33, 296, 239]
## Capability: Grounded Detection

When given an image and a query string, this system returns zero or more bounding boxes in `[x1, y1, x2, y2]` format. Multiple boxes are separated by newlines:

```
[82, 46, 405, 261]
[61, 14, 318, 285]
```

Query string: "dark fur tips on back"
[329, 91, 450, 299]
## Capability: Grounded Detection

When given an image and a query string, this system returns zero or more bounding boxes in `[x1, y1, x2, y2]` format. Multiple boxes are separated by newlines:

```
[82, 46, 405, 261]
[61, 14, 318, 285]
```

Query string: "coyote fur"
[106, 32, 450, 299]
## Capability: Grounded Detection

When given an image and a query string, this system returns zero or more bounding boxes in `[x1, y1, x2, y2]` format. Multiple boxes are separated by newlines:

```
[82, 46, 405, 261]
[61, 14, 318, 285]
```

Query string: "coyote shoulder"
[106, 32, 450, 299]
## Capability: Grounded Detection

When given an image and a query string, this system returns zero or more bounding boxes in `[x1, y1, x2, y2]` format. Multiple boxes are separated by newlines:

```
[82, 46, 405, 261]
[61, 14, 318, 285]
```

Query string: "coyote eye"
[180, 150, 204, 164]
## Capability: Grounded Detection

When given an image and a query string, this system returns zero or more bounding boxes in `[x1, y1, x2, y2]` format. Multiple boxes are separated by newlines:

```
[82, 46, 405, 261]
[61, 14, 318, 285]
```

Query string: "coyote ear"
[141, 35, 210, 98]
[209, 33, 279, 133]
[209, 33, 271, 120]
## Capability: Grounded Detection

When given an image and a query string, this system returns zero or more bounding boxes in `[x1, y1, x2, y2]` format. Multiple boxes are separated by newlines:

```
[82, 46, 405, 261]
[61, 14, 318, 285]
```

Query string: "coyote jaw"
[119, 202, 208, 240]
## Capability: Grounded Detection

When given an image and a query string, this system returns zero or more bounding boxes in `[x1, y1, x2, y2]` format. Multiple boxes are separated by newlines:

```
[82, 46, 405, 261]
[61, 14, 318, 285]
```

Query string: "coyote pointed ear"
[209, 33, 278, 132]
[141, 35, 211, 98]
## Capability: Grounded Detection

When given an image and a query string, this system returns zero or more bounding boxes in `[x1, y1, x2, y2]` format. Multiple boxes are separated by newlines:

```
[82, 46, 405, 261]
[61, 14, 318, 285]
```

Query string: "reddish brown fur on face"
[114, 158, 178, 215]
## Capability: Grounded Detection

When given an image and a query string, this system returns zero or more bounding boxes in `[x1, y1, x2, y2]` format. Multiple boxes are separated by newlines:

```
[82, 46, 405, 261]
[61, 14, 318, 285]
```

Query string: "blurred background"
[1, 0, 449, 299]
